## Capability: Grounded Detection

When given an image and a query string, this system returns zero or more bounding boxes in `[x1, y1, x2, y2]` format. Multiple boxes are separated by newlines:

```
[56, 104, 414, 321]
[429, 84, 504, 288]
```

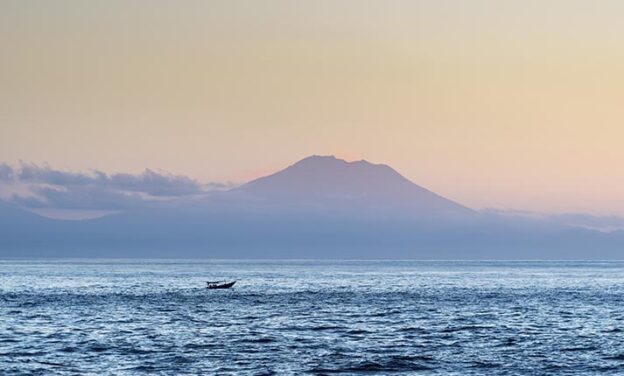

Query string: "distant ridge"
[237, 155, 472, 215]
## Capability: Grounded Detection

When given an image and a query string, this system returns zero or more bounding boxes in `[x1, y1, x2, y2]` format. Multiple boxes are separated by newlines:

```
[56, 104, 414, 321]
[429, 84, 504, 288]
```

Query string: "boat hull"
[206, 281, 236, 289]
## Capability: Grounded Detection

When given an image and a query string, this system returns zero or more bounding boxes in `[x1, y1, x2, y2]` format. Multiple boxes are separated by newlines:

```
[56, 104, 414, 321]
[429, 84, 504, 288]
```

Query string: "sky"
[1, 1, 624, 215]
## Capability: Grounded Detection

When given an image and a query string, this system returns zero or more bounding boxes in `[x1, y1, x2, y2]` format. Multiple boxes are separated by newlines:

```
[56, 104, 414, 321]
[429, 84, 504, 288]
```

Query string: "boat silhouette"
[206, 280, 236, 289]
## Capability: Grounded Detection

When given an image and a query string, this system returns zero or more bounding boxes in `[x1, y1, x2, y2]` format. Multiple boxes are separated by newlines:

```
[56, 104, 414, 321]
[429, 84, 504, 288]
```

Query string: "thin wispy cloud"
[483, 208, 624, 233]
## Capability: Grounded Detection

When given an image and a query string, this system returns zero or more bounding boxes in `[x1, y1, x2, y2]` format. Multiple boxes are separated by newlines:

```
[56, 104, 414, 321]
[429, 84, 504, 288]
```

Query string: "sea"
[2, 259, 624, 375]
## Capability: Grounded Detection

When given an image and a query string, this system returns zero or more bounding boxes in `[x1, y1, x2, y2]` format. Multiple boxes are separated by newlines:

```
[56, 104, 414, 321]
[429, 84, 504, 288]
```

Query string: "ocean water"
[2, 259, 624, 375]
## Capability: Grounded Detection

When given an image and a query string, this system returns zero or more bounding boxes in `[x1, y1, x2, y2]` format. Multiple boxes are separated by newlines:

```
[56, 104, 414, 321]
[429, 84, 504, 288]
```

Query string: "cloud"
[0, 162, 232, 211]
[549, 213, 624, 232]
[11, 184, 146, 210]
[0, 163, 14, 181]
[14, 162, 206, 196]
[482, 208, 624, 233]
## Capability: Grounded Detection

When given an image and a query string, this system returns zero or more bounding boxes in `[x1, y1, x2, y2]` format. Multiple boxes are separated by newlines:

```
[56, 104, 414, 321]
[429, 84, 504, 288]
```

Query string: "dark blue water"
[2, 260, 624, 375]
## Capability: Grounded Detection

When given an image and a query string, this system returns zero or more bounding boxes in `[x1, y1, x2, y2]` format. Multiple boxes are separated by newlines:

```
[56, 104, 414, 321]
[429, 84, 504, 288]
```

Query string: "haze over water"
[3, 259, 624, 375]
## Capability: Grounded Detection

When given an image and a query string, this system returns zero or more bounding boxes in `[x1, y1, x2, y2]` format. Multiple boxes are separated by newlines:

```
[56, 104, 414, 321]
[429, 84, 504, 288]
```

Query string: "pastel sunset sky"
[1, 1, 623, 215]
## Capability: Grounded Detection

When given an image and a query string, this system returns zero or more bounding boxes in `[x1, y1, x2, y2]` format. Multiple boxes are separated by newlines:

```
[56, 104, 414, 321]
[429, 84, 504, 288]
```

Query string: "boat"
[206, 280, 236, 289]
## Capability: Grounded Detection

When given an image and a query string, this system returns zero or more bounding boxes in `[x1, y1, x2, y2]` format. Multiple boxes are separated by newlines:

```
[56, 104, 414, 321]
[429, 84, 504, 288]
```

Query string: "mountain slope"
[236, 155, 472, 216]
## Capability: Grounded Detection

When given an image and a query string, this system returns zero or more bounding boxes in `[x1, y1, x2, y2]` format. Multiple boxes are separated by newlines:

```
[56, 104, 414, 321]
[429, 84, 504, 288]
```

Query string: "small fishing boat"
[206, 280, 236, 289]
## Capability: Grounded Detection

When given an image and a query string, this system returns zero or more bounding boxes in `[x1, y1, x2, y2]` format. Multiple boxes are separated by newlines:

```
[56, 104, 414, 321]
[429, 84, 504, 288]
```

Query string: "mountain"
[0, 155, 623, 258]
[235, 155, 472, 217]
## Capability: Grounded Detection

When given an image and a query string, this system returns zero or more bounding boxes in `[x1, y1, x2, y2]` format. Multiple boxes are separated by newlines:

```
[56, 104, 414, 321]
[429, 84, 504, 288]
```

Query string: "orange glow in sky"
[1, 1, 624, 214]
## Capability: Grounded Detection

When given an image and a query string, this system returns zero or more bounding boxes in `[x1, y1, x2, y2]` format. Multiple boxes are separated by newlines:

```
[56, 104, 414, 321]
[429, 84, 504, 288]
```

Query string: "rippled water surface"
[2, 259, 624, 375]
